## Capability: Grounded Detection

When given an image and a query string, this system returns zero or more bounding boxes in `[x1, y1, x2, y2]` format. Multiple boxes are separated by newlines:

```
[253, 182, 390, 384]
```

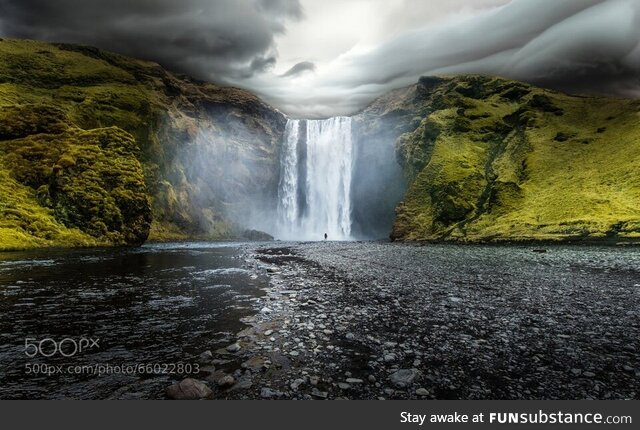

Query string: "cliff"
[0, 39, 285, 250]
[2, 39, 639, 249]
[361, 76, 640, 242]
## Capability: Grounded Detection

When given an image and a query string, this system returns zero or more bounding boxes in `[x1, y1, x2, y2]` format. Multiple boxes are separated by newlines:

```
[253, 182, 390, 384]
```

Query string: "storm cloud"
[0, 0, 638, 117]
[0, 0, 303, 79]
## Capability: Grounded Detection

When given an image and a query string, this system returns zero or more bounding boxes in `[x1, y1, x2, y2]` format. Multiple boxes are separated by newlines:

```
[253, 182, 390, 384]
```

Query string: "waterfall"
[277, 120, 300, 228]
[277, 117, 354, 241]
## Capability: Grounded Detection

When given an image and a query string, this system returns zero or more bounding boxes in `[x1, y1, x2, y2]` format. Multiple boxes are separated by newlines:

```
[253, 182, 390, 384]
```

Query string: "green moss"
[0, 127, 151, 249]
[1, 38, 285, 250]
[0, 162, 101, 251]
[392, 75, 640, 242]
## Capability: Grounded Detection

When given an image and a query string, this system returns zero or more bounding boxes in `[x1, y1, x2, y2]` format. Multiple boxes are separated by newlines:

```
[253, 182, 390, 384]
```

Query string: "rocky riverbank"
[169, 241, 640, 400]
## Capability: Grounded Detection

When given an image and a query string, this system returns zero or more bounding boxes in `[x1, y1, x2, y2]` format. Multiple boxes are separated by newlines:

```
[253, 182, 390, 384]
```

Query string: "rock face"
[359, 75, 640, 242]
[0, 39, 286, 250]
[166, 378, 212, 400]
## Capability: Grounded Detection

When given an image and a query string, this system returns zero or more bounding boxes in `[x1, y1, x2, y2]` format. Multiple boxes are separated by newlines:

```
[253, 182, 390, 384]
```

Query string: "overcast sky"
[1, 0, 639, 117]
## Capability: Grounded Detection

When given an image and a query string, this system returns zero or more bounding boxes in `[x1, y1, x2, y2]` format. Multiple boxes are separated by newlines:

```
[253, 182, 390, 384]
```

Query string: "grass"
[392, 76, 640, 242]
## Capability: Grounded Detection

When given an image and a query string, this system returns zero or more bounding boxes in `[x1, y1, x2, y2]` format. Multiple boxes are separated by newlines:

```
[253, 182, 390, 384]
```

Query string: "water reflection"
[0, 243, 266, 399]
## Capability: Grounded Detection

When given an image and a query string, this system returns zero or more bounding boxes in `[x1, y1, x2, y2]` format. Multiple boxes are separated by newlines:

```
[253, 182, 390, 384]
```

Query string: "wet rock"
[390, 369, 420, 388]
[261, 387, 280, 399]
[166, 379, 212, 400]
[226, 343, 241, 353]
[216, 375, 235, 388]
[290, 379, 305, 391]
[231, 376, 253, 391]
[242, 356, 266, 372]
[416, 388, 429, 397]
[198, 350, 214, 363]
[312, 388, 328, 399]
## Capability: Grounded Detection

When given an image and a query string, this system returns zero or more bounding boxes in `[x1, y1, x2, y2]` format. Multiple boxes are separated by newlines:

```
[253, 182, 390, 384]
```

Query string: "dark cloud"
[0, 0, 303, 81]
[0, 0, 638, 117]
[281, 61, 316, 78]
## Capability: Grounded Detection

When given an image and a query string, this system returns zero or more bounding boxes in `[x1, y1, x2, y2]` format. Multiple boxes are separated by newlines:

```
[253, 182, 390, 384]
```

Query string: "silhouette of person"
[324, 233, 328, 240]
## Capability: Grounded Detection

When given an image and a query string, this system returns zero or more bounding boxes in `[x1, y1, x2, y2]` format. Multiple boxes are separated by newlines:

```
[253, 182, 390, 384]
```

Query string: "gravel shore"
[194, 242, 640, 400]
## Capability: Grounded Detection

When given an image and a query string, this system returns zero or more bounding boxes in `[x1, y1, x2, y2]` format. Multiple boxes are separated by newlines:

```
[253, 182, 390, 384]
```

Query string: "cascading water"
[277, 120, 300, 228]
[277, 117, 354, 241]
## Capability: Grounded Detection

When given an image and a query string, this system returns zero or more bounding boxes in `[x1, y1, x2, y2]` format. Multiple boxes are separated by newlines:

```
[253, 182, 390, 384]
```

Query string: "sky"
[1, 0, 639, 117]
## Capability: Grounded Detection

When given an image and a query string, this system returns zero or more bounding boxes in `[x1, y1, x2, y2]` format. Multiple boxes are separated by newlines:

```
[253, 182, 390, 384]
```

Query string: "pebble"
[166, 378, 212, 400]
[260, 387, 280, 399]
[311, 388, 328, 399]
[226, 343, 241, 353]
[290, 379, 305, 391]
[216, 375, 235, 387]
[198, 350, 213, 363]
[389, 369, 420, 388]
[416, 388, 429, 397]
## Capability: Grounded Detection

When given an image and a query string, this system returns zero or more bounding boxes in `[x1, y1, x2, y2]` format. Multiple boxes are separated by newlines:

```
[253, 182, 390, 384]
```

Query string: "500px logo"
[24, 337, 100, 358]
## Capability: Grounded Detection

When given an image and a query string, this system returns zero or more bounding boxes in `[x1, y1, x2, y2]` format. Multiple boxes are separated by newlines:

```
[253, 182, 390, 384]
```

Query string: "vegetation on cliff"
[0, 39, 284, 250]
[384, 76, 640, 242]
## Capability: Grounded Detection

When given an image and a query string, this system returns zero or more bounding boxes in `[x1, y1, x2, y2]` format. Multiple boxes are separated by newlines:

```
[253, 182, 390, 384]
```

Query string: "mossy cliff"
[366, 76, 640, 242]
[0, 39, 285, 250]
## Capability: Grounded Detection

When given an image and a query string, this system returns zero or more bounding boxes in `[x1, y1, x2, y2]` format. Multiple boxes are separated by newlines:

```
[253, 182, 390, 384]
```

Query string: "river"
[0, 242, 267, 399]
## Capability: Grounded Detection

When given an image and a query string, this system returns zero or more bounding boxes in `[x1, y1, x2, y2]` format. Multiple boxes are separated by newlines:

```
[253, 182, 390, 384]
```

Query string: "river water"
[0, 242, 267, 399]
